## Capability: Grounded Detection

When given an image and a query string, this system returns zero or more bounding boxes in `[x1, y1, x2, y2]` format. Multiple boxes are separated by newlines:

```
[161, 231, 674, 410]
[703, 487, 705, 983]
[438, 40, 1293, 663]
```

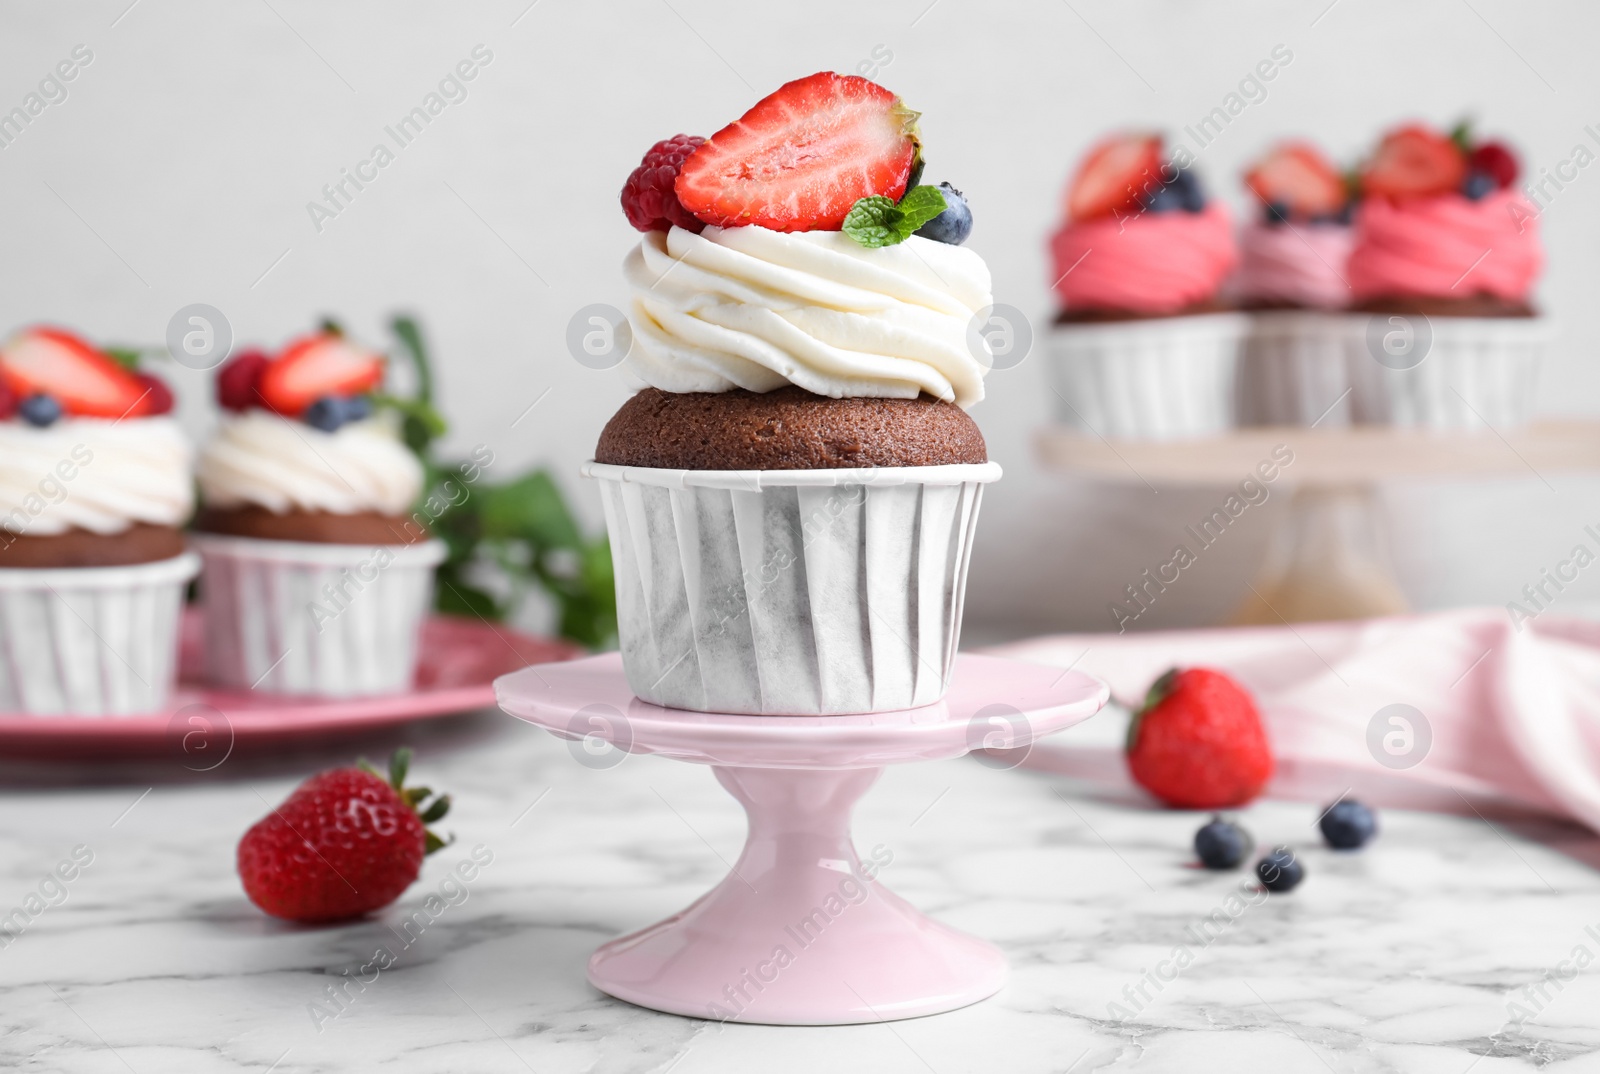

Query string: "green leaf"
[420, 795, 451, 823]
[318, 317, 345, 337]
[1448, 118, 1474, 154]
[842, 195, 900, 248]
[388, 747, 412, 790]
[104, 347, 143, 370]
[423, 830, 452, 856]
[436, 577, 503, 620]
[895, 184, 949, 232]
[478, 472, 583, 548]
[841, 185, 948, 248]
[390, 315, 435, 404]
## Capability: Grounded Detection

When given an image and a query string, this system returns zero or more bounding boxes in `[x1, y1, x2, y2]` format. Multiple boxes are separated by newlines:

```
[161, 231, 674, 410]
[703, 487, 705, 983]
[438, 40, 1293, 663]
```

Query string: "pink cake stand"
[494, 651, 1109, 1025]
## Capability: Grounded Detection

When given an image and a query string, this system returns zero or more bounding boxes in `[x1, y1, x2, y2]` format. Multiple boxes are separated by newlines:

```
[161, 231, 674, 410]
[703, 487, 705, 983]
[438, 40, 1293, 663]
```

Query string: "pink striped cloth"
[987, 609, 1600, 830]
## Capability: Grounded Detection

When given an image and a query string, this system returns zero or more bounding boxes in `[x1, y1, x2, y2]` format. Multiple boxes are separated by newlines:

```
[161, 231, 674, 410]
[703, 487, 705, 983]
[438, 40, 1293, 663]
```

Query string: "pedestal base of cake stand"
[495, 652, 1109, 1026]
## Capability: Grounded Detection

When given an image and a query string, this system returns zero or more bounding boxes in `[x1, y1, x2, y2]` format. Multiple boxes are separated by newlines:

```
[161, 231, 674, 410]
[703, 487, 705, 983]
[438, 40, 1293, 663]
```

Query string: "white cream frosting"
[0, 417, 193, 536]
[623, 225, 995, 408]
[197, 410, 423, 516]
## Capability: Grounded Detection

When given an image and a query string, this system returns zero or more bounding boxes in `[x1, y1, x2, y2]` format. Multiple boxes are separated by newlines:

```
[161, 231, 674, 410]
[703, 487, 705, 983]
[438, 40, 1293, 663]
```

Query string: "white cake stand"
[1036, 420, 1600, 624]
[495, 652, 1108, 1025]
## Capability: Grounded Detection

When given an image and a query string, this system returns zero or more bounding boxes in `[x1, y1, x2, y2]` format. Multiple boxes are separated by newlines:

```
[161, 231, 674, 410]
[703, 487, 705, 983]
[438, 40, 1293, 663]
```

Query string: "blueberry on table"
[1194, 815, 1251, 870]
[1256, 846, 1304, 892]
[1319, 799, 1378, 850]
[19, 393, 62, 427]
[914, 182, 973, 245]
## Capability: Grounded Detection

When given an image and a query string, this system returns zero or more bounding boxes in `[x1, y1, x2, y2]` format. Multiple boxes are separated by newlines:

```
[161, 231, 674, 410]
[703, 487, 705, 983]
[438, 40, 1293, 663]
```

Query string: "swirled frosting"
[1349, 190, 1543, 302]
[1050, 203, 1238, 314]
[198, 410, 423, 516]
[1235, 222, 1354, 309]
[622, 225, 994, 408]
[0, 418, 193, 536]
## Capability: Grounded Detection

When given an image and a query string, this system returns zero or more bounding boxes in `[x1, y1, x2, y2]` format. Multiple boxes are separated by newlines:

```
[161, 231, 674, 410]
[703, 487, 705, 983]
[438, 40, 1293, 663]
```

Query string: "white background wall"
[3, 0, 1598, 638]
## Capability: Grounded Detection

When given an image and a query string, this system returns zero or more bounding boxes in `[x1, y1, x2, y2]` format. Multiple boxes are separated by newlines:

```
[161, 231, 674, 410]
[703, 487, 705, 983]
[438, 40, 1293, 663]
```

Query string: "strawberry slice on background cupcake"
[599, 71, 1001, 715]
[0, 326, 197, 715]
[1043, 132, 1248, 440]
[1232, 140, 1362, 426]
[1344, 120, 1550, 429]
[194, 323, 446, 699]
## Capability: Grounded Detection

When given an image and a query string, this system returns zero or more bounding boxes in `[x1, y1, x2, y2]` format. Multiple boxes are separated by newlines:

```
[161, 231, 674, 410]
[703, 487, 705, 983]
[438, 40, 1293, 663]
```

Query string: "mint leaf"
[842, 195, 900, 247]
[104, 347, 143, 370]
[843, 186, 949, 248]
[895, 184, 948, 233]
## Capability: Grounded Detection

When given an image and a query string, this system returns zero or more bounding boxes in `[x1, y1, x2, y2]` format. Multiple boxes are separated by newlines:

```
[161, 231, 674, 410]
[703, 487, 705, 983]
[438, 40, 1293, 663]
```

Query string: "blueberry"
[1319, 799, 1378, 849]
[303, 395, 347, 432]
[1255, 846, 1304, 893]
[1164, 168, 1205, 212]
[915, 182, 973, 245]
[1194, 815, 1251, 870]
[1141, 183, 1186, 213]
[1264, 201, 1291, 226]
[343, 395, 373, 423]
[1462, 171, 1496, 200]
[18, 393, 62, 427]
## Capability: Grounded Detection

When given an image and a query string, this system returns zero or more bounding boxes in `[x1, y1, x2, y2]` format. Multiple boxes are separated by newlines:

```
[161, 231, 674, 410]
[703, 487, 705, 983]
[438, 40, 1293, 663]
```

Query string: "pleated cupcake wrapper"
[1345, 314, 1553, 430]
[1237, 310, 1357, 427]
[0, 551, 199, 716]
[585, 461, 1002, 716]
[193, 534, 446, 698]
[1046, 313, 1250, 440]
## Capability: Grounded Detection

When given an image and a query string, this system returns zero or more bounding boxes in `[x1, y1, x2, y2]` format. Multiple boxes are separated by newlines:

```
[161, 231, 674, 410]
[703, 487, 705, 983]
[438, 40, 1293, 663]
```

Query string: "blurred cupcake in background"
[0, 327, 196, 715]
[1234, 140, 1359, 426]
[1346, 122, 1548, 429]
[194, 328, 444, 698]
[1047, 133, 1245, 439]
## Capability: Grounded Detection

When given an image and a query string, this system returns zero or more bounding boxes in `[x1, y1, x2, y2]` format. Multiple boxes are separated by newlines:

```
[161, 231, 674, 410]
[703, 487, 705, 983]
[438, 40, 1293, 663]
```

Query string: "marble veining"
[1, 710, 1598, 1072]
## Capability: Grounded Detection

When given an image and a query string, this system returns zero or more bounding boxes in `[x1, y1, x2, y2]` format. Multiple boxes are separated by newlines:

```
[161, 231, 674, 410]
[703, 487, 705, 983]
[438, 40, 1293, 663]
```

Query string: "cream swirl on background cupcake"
[1235, 223, 1353, 309]
[0, 418, 192, 536]
[622, 224, 994, 409]
[197, 410, 422, 516]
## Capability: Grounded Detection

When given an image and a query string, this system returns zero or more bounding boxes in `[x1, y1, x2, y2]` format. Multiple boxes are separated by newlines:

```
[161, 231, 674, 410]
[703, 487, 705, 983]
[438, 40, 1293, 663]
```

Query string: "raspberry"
[621, 134, 706, 233]
[1468, 141, 1520, 190]
[216, 349, 270, 412]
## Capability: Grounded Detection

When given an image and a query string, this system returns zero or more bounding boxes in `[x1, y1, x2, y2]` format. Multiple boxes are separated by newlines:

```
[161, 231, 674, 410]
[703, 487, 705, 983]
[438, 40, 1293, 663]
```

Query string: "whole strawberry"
[1125, 668, 1273, 809]
[238, 748, 450, 922]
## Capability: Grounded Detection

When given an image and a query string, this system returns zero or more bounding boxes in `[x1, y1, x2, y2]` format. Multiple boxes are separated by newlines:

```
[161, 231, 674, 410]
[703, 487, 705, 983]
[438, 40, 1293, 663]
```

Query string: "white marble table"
[2, 705, 1597, 1073]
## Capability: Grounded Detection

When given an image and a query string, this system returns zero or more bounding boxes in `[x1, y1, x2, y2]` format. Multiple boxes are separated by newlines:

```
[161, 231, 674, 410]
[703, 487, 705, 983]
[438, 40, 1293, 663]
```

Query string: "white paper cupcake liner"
[1237, 310, 1356, 427]
[0, 551, 199, 716]
[585, 461, 1001, 716]
[194, 534, 446, 698]
[1046, 313, 1250, 439]
[1345, 313, 1553, 429]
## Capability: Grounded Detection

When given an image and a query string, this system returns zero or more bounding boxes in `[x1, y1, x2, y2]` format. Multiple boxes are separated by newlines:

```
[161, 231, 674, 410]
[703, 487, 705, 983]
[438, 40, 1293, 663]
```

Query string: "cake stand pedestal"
[495, 652, 1108, 1025]
[1036, 421, 1600, 624]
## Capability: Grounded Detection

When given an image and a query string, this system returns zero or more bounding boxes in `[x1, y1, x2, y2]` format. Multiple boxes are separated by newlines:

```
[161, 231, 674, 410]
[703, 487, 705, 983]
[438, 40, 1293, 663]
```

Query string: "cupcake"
[1046, 133, 1245, 439]
[0, 327, 197, 715]
[1346, 123, 1548, 429]
[600, 71, 1000, 716]
[1234, 141, 1359, 426]
[194, 330, 444, 697]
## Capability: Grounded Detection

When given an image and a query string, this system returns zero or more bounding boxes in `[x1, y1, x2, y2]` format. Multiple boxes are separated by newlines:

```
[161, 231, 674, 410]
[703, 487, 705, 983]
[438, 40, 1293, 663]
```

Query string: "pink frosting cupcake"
[1344, 122, 1551, 429]
[1045, 133, 1248, 439]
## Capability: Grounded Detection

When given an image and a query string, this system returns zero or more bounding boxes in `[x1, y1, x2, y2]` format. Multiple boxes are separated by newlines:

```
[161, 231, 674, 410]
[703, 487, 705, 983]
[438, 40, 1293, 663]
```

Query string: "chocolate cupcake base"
[596, 387, 987, 470]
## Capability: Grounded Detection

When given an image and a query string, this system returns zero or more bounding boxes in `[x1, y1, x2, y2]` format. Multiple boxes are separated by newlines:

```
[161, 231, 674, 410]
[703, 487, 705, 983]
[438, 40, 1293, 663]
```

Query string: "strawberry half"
[0, 327, 158, 419]
[1066, 133, 1163, 222]
[1125, 668, 1274, 809]
[1362, 124, 1466, 200]
[257, 332, 384, 417]
[675, 71, 921, 232]
[1244, 141, 1347, 218]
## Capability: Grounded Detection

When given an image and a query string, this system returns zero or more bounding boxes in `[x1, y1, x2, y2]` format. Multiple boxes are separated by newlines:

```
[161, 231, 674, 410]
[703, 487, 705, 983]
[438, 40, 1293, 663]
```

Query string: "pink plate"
[0, 610, 581, 757]
[496, 652, 1110, 1025]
